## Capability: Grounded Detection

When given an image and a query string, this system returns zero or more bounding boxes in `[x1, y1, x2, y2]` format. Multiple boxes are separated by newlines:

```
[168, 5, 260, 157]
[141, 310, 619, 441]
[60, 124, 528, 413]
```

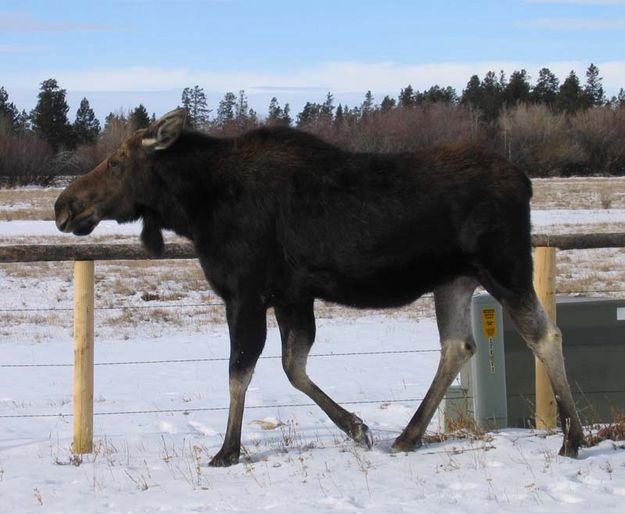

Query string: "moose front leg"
[209, 297, 267, 467]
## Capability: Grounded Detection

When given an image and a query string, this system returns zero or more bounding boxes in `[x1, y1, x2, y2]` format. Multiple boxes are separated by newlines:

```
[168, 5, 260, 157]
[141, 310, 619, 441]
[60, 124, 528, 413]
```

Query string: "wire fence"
[0, 397, 436, 420]
[2, 247, 625, 427]
[0, 295, 443, 420]
[4, 286, 625, 315]
[0, 348, 441, 369]
[0, 349, 442, 417]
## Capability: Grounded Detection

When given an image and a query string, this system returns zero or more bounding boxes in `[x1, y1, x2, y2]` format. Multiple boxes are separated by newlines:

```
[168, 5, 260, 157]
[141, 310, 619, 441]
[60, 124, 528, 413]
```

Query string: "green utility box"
[460, 294, 508, 429]
[461, 294, 625, 429]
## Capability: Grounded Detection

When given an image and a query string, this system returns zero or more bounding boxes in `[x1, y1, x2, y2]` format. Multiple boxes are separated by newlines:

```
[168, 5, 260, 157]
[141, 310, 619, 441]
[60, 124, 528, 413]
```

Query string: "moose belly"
[300, 252, 472, 309]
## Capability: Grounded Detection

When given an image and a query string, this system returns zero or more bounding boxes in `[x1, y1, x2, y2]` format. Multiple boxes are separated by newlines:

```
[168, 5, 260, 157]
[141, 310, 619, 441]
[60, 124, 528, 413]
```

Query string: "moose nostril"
[55, 209, 70, 232]
[54, 197, 72, 232]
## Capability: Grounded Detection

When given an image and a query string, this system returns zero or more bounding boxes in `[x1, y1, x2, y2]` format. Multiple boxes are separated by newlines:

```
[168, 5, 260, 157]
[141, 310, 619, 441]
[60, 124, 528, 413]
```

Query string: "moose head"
[54, 108, 187, 253]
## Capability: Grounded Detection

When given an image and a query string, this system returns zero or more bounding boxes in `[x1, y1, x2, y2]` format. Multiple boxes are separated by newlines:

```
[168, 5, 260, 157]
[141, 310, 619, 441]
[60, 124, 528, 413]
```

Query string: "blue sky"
[2, 0, 625, 120]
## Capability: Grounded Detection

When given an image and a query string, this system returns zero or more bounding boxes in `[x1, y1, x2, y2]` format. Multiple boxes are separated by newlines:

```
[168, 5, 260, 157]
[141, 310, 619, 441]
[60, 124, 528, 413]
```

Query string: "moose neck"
[140, 131, 228, 255]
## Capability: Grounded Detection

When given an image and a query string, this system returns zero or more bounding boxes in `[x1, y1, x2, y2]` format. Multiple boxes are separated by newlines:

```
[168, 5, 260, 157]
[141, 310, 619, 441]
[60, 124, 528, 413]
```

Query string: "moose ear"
[142, 108, 186, 152]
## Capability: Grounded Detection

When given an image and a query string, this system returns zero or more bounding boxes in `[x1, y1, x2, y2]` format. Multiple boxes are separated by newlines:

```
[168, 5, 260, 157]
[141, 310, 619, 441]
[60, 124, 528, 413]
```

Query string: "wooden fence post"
[73, 260, 95, 454]
[533, 247, 558, 429]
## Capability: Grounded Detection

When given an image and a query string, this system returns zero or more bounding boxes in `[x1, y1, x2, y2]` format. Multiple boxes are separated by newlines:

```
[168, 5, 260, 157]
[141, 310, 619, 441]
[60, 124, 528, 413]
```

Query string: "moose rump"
[54, 109, 584, 466]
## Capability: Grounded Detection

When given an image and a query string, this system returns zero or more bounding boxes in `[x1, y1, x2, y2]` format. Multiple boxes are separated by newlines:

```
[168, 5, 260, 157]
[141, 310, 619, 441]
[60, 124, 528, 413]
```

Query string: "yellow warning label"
[482, 308, 497, 339]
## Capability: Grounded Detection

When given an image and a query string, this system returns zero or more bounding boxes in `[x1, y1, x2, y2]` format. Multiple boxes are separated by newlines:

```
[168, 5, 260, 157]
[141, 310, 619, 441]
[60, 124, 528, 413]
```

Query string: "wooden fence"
[2, 232, 625, 454]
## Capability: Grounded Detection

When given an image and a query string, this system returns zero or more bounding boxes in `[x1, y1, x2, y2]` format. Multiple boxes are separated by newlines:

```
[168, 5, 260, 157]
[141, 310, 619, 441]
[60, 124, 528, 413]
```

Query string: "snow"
[532, 209, 625, 229]
[0, 219, 142, 238]
[2, 211, 625, 513]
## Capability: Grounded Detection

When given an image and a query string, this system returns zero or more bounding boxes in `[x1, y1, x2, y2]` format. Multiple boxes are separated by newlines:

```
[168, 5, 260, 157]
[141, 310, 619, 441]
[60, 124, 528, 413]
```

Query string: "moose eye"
[108, 158, 121, 171]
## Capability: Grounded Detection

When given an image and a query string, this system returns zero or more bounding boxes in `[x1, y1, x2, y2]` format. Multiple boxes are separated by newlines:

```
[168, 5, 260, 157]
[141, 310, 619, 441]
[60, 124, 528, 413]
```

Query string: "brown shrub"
[0, 133, 55, 185]
[498, 104, 585, 177]
[304, 104, 485, 154]
[569, 108, 625, 175]
[586, 412, 625, 447]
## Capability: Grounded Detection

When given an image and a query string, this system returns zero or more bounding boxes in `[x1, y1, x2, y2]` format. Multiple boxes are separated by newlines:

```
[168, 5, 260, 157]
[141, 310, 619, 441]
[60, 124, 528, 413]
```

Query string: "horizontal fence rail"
[3, 232, 625, 263]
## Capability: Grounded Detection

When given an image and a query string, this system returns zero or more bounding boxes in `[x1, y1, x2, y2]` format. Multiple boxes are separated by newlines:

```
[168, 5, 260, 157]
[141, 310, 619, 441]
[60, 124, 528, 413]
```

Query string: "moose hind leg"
[275, 301, 373, 448]
[503, 292, 584, 457]
[393, 276, 478, 452]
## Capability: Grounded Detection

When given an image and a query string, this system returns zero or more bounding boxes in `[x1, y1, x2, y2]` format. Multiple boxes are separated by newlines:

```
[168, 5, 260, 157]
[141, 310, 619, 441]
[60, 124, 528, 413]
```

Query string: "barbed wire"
[0, 302, 224, 313]
[3, 388, 624, 420]
[0, 396, 432, 419]
[2, 288, 625, 315]
[0, 348, 441, 368]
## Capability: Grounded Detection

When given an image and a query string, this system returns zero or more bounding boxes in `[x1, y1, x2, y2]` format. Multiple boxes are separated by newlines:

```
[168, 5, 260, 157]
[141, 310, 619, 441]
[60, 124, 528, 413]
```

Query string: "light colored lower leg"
[222, 368, 254, 450]
[394, 277, 477, 450]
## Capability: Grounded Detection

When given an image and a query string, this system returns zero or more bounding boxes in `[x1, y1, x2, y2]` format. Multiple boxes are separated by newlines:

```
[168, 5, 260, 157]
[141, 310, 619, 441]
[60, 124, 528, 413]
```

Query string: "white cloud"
[520, 17, 625, 29]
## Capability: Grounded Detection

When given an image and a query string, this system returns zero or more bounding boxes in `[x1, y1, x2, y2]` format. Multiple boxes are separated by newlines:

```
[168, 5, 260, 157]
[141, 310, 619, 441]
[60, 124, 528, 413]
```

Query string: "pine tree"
[557, 71, 584, 114]
[281, 103, 292, 126]
[422, 85, 458, 104]
[104, 112, 127, 133]
[361, 90, 375, 117]
[14, 110, 31, 135]
[503, 70, 531, 106]
[334, 104, 344, 126]
[268, 97, 282, 122]
[343, 105, 360, 125]
[129, 104, 151, 130]
[584, 63, 604, 107]
[234, 90, 250, 126]
[267, 97, 291, 126]
[380, 95, 396, 111]
[461, 72, 503, 121]
[181, 86, 210, 129]
[618, 88, 625, 109]
[73, 97, 100, 145]
[461, 75, 482, 109]
[479, 71, 504, 121]
[216, 92, 237, 126]
[0, 86, 19, 134]
[248, 108, 258, 126]
[319, 92, 335, 123]
[532, 68, 560, 107]
[31, 78, 74, 152]
[398, 85, 415, 108]
[296, 102, 321, 127]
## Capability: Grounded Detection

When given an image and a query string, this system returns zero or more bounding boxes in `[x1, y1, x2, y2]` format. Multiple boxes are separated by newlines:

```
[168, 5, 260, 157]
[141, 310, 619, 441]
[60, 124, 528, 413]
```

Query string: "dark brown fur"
[55, 109, 584, 466]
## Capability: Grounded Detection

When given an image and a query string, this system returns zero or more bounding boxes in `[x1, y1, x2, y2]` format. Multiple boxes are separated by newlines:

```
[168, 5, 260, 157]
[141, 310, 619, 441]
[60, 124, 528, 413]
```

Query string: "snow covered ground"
[2, 207, 625, 513]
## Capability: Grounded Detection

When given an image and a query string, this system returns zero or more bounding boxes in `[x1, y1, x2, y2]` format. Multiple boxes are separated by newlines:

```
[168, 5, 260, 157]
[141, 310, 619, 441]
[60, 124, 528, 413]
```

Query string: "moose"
[55, 108, 584, 466]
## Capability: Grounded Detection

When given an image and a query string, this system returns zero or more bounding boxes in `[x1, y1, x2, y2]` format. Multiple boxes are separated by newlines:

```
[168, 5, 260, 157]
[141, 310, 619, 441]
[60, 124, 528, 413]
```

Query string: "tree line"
[1, 63, 625, 183]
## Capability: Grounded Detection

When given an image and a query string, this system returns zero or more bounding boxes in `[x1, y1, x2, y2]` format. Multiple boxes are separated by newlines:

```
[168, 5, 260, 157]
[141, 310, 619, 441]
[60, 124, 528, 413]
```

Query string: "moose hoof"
[558, 442, 581, 458]
[391, 437, 423, 453]
[209, 449, 240, 467]
[351, 421, 373, 449]
[558, 432, 586, 458]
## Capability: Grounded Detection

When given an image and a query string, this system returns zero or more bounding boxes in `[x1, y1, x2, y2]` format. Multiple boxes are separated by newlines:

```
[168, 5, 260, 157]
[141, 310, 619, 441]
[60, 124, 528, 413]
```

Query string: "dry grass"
[531, 177, 625, 210]
[0, 187, 61, 221]
[424, 412, 491, 445]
